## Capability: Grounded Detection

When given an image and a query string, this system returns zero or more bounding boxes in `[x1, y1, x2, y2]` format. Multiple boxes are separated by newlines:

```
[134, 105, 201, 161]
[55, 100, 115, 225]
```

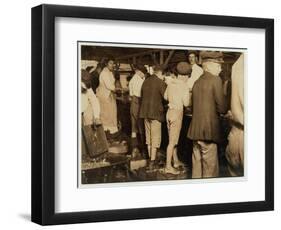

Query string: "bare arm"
[128, 76, 134, 97]
[182, 87, 190, 107]
[164, 87, 168, 101]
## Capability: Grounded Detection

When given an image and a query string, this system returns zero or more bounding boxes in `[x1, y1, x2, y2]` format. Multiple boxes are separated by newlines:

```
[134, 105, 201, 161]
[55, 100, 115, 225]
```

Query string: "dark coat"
[91, 71, 100, 94]
[187, 71, 227, 143]
[139, 75, 167, 122]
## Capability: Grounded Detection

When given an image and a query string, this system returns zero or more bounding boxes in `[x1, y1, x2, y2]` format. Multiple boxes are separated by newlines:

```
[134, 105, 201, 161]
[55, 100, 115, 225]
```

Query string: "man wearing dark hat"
[128, 64, 147, 154]
[187, 51, 227, 178]
[139, 65, 167, 169]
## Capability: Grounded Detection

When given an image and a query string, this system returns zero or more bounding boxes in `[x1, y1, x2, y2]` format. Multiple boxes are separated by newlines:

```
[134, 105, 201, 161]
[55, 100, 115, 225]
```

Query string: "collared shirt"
[164, 78, 190, 111]
[129, 71, 145, 97]
[187, 64, 203, 91]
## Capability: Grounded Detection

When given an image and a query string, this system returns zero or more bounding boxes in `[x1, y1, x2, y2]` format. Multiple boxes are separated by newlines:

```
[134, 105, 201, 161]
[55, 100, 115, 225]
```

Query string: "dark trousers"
[130, 96, 145, 150]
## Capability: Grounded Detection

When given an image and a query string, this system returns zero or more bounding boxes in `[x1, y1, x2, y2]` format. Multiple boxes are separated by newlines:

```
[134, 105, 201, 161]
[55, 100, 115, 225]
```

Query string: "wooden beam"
[130, 64, 135, 71]
[115, 49, 160, 60]
[163, 50, 175, 68]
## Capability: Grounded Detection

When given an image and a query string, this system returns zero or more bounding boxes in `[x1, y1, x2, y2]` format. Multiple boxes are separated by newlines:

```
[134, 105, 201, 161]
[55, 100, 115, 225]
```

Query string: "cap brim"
[203, 58, 224, 63]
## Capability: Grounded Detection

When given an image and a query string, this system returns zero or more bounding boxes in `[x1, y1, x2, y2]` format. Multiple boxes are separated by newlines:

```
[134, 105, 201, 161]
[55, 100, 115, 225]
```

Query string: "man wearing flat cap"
[129, 64, 147, 155]
[187, 51, 227, 178]
[139, 64, 167, 170]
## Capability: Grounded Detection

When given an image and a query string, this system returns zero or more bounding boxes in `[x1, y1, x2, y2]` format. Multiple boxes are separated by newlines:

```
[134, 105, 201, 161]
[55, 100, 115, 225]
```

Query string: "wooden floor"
[81, 149, 231, 184]
[81, 104, 232, 185]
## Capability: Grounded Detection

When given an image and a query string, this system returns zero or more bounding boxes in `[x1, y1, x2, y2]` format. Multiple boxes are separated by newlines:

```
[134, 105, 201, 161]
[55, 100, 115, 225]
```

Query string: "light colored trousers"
[144, 119, 161, 148]
[225, 126, 244, 176]
[192, 141, 219, 178]
[130, 96, 144, 134]
[166, 109, 183, 146]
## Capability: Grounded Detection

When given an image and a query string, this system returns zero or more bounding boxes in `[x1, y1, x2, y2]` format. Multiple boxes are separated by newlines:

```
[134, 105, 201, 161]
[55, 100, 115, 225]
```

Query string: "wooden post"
[150, 52, 159, 65]
[160, 50, 164, 64]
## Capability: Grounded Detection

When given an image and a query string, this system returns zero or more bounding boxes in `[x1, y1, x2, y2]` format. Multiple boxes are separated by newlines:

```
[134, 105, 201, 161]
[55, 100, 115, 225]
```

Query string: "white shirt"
[187, 63, 203, 91]
[129, 71, 145, 97]
[81, 83, 100, 125]
[164, 78, 190, 111]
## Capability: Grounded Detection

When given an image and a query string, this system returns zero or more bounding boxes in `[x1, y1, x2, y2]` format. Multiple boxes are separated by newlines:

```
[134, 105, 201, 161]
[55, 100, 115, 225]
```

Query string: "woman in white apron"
[96, 59, 118, 134]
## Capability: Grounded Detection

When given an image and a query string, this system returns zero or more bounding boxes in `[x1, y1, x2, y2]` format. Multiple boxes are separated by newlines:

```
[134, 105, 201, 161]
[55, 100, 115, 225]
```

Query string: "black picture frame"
[31, 4, 274, 225]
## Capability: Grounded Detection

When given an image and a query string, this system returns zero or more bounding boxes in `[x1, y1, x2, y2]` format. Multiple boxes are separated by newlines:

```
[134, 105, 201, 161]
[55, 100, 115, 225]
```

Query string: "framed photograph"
[31, 4, 274, 225]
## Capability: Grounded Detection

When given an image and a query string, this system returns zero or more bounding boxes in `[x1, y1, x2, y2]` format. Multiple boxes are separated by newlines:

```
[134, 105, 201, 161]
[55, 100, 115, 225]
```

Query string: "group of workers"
[81, 50, 244, 179]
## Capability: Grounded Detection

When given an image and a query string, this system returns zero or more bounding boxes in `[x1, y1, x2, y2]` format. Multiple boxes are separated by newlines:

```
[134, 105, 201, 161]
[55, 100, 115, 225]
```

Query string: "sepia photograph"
[30, 4, 274, 225]
[79, 42, 245, 186]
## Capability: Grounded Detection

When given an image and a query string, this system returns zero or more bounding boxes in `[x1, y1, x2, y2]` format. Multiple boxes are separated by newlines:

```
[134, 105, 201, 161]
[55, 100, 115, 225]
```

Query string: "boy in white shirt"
[128, 65, 147, 157]
[164, 66, 191, 175]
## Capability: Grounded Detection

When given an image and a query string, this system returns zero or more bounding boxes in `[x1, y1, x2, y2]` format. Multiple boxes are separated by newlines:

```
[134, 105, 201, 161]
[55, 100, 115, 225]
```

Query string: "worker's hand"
[94, 118, 102, 126]
[223, 110, 233, 120]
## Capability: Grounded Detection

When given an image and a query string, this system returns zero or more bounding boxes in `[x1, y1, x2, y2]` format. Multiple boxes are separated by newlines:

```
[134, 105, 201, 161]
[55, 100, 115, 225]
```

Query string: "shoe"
[174, 161, 185, 170]
[130, 137, 138, 148]
[131, 147, 142, 160]
[164, 167, 180, 175]
[141, 152, 149, 160]
[147, 160, 156, 171]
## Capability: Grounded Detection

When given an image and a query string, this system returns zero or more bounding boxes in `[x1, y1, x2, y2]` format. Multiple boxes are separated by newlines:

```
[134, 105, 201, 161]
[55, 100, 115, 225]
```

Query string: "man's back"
[139, 75, 167, 122]
[187, 71, 226, 143]
[164, 79, 189, 111]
